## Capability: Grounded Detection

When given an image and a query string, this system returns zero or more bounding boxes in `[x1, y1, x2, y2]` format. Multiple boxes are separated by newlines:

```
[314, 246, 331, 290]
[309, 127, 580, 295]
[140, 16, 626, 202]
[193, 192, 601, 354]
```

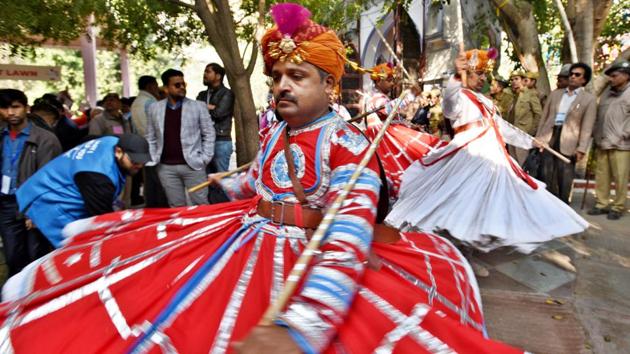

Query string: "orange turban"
[369, 63, 394, 81]
[261, 3, 346, 83]
[464, 48, 498, 72]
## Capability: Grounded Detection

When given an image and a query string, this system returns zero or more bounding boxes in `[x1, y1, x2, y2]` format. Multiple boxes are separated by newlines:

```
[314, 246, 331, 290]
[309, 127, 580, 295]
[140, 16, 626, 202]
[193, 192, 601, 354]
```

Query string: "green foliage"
[0, 44, 184, 105]
[600, 0, 629, 40]
[257, 0, 376, 33]
[0, 0, 204, 61]
[531, 0, 559, 34]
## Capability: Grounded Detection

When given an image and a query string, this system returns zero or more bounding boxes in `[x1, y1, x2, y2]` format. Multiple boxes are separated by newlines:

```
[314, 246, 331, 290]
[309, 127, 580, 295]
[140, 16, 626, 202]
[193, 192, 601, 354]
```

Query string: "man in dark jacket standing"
[0, 89, 62, 275]
[197, 63, 234, 173]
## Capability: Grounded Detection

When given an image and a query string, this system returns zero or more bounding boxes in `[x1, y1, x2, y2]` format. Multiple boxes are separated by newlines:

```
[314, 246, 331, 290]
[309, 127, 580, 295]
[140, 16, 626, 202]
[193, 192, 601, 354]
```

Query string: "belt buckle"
[270, 201, 285, 226]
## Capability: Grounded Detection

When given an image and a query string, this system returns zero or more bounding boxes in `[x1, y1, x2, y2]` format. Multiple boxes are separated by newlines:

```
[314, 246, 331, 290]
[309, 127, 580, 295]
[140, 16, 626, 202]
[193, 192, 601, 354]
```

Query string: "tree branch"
[245, 41, 258, 77]
[553, 0, 578, 62]
[164, 0, 195, 11]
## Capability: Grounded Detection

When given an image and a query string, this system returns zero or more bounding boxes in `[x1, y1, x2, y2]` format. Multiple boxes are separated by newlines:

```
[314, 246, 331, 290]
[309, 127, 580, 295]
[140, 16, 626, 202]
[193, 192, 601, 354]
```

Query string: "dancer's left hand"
[232, 325, 301, 354]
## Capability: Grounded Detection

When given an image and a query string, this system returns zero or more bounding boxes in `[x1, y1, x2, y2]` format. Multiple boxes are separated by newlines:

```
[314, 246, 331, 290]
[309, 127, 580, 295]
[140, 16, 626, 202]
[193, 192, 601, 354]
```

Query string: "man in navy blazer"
[146, 69, 216, 206]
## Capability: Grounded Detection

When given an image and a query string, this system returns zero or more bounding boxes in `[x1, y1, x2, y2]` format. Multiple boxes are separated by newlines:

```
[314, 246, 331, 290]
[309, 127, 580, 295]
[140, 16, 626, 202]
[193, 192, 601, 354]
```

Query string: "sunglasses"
[569, 72, 583, 77]
[173, 82, 186, 88]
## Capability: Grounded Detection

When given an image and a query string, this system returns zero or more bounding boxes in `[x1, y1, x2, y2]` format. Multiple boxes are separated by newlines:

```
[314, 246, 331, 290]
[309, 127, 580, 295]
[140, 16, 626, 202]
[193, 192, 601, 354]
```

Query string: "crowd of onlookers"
[485, 61, 629, 222]
[0, 58, 628, 280]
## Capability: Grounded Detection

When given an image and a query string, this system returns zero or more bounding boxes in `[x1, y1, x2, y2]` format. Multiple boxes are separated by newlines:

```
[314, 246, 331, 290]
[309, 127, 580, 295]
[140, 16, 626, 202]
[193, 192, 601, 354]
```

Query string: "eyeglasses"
[173, 82, 186, 88]
[569, 72, 583, 78]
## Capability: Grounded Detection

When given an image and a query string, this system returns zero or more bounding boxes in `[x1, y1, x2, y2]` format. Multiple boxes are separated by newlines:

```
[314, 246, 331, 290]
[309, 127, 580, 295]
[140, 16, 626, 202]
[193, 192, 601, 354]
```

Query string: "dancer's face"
[271, 61, 334, 127]
[468, 70, 487, 91]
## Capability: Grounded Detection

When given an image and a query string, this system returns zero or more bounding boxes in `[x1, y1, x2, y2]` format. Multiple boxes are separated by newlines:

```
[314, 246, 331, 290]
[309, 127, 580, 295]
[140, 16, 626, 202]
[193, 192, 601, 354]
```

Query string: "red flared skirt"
[0, 199, 520, 353]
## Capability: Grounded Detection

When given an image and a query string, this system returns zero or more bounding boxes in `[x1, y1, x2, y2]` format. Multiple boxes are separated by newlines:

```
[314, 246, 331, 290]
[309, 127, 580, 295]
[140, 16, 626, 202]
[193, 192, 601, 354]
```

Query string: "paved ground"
[0, 190, 627, 353]
[477, 191, 630, 354]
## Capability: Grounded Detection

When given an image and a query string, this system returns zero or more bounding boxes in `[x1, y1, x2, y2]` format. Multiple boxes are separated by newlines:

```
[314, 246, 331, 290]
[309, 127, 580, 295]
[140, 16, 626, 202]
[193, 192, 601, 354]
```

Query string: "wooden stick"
[580, 149, 591, 210]
[187, 162, 253, 193]
[368, 19, 412, 81]
[533, 139, 571, 164]
[259, 90, 412, 325]
[347, 104, 386, 123]
[458, 42, 468, 88]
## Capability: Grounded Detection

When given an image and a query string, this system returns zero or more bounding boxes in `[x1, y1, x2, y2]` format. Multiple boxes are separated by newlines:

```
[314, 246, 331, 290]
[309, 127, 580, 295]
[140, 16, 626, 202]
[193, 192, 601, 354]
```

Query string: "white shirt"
[554, 87, 582, 125]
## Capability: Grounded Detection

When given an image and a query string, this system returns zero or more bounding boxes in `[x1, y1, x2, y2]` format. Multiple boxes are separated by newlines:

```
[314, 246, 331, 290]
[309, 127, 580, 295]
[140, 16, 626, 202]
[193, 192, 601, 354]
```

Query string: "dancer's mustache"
[275, 92, 298, 104]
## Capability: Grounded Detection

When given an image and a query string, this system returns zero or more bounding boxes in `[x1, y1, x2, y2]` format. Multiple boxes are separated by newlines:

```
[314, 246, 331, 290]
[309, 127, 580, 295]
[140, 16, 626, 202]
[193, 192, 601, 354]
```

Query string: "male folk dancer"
[363, 63, 443, 201]
[387, 49, 588, 267]
[0, 5, 520, 353]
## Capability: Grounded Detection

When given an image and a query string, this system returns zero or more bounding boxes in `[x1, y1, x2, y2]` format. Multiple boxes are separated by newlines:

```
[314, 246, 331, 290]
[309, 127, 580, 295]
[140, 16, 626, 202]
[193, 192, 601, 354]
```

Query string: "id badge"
[1, 175, 11, 194]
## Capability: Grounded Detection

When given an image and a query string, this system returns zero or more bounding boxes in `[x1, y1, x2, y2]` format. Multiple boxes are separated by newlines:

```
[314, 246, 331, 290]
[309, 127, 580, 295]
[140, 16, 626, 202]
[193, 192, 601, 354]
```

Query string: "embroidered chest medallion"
[270, 144, 306, 188]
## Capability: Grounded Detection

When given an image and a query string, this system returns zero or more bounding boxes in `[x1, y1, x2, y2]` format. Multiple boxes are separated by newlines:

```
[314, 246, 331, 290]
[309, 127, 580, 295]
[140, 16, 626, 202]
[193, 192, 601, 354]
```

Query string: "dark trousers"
[143, 165, 169, 208]
[540, 126, 576, 203]
[205, 162, 230, 205]
[131, 169, 144, 206]
[0, 195, 53, 276]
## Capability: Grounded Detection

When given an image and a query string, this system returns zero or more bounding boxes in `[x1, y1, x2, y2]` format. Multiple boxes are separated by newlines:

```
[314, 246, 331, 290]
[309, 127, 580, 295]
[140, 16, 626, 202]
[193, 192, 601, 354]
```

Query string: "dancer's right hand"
[207, 173, 222, 186]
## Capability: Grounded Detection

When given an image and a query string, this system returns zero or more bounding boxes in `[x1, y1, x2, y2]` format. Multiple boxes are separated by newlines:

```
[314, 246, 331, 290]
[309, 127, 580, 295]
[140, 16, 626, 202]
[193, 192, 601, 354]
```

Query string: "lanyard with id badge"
[2, 136, 25, 195]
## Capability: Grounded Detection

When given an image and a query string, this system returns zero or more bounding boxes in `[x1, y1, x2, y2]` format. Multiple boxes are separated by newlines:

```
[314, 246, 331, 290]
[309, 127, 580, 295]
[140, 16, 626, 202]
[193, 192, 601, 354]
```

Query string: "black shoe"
[587, 207, 609, 215]
[607, 211, 621, 220]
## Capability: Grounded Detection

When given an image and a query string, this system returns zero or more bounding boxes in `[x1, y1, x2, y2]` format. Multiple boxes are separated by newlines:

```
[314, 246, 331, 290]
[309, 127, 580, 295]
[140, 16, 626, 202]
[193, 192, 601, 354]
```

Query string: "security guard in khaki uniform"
[428, 89, 444, 136]
[523, 71, 547, 107]
[490, 76, 514, 118]
[508, 70, 542, 164]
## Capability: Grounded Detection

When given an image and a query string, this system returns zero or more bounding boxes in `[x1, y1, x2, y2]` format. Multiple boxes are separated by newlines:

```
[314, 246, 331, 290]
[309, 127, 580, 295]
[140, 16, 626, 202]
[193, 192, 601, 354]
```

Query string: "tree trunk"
[182, 0, 260, 164]
[489, 0, 551, 94]
[563, 0, 612, 67]
[592, 0, 613, 44]
[574, 0, 594, 67]
[227, 73, 260, 165]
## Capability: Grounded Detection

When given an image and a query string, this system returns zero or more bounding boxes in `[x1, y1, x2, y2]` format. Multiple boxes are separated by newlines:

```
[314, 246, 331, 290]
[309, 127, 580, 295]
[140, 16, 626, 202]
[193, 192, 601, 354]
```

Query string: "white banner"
[0, 64, 61, 81]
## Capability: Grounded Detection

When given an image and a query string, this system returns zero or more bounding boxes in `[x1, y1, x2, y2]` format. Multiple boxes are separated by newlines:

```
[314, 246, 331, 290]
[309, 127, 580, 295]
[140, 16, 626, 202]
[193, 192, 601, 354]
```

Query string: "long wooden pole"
[187, 162, 253, 193]
[369, 19, 412, 81]
[347, 104, 387, 123]
[259, 90, 412, 325]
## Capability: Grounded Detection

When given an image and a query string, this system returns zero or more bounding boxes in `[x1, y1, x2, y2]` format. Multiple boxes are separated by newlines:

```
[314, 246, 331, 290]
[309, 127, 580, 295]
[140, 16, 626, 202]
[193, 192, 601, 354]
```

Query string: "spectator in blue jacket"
[16, 134, 150, 247]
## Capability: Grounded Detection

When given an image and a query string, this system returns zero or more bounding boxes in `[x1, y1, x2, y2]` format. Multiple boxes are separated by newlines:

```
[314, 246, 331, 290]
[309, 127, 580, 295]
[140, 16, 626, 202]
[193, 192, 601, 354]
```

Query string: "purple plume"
[487, 47, 498, 60]
[270, 3, 312, 36]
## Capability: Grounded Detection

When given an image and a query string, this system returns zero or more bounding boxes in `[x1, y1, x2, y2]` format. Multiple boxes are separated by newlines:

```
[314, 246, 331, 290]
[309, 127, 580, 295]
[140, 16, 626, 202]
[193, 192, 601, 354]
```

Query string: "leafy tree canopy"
[1, 0, 376, 60]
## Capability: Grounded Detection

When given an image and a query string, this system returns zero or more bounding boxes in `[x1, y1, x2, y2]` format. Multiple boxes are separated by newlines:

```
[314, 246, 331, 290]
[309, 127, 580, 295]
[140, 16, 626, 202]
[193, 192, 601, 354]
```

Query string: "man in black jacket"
[0, 89, 62, 275]
[197, 63, 234, 173]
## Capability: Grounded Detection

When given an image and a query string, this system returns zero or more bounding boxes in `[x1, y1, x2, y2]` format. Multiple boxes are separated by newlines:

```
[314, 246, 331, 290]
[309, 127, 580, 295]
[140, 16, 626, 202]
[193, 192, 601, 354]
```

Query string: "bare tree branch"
[553, 0, 578, 62]
[163, 0, 195, 11]
[241, 41, 251, 62]
[245, 41, 259, 76]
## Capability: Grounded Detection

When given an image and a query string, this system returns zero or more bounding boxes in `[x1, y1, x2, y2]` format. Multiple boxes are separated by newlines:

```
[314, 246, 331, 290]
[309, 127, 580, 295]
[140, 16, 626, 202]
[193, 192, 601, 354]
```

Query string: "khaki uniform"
[508, 87, 542, 164]
[88, 111, 132, 136]
[428, 104, 444, 136]
[593, 83, 630, 213]
[493, 88, 514, 119]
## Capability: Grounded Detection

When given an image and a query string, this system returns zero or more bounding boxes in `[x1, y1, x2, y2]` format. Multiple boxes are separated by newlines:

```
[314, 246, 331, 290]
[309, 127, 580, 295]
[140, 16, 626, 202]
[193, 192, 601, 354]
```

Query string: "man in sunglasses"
[146, 68, 216, 207]
[536, 62, 597, 203]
